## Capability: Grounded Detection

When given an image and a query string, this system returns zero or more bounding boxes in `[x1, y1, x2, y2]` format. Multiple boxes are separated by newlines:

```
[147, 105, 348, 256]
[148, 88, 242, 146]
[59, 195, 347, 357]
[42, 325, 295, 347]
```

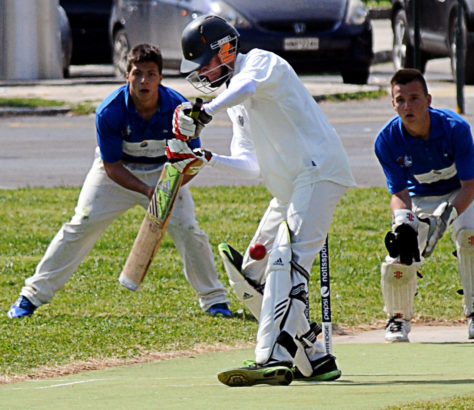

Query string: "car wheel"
[341, 67, 370, 85]
[113, 29, 129, 78]
[450, 13, 474, 85]
[392, 9, 427, 73]
[393, 9, 413, 70]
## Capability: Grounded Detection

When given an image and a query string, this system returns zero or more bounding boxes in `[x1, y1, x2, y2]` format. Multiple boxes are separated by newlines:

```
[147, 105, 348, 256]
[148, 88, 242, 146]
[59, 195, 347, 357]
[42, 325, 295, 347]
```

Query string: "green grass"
[0, 186, 466, 388]
[0, 97, 66, 108]
[0, 97, 97, 115]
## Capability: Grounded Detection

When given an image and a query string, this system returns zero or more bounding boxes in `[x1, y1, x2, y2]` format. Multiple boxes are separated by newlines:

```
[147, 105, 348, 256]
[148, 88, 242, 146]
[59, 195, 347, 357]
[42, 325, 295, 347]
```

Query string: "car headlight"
[209, 0, 251, 29]
[345, 0, 368, 25]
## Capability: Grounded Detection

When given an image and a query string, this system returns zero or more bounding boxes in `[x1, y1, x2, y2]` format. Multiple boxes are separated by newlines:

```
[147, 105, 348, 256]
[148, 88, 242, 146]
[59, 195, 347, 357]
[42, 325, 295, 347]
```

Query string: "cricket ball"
[249, 243, 266, 260]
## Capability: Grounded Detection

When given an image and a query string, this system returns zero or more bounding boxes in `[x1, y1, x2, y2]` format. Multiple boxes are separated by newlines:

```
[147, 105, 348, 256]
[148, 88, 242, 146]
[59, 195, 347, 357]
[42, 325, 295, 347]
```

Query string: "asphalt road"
[0, 97, 392, 189]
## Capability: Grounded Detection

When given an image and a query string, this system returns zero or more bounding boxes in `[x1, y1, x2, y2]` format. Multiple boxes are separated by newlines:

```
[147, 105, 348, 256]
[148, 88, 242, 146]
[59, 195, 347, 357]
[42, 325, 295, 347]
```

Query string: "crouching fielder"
[175, 15, 356, 386]
[375, 69, 474, 343]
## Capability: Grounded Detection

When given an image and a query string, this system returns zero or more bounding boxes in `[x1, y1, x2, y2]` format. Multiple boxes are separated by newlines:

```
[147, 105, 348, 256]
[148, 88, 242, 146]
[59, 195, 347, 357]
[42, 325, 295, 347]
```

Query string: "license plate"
[283, 37, 319, 51]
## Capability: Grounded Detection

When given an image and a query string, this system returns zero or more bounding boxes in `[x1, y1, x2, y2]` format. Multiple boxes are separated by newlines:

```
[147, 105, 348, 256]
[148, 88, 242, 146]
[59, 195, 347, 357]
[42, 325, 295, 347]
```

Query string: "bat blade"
[119, 163, 183, 291]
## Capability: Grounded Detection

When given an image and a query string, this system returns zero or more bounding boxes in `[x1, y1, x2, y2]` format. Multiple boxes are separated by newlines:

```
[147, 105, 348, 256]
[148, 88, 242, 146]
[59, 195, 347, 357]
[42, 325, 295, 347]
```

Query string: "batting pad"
[381, 261, 418, 320]
[218, 243, 263, 319]
[256, 222, 293, 365]
[455, 229, 474, 316]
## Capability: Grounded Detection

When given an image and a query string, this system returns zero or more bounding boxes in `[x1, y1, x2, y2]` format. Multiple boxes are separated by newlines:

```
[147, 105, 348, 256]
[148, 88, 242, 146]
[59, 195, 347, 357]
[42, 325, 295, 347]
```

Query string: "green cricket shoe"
[217, 362, 293, 387]
[292, 354, 342, 381]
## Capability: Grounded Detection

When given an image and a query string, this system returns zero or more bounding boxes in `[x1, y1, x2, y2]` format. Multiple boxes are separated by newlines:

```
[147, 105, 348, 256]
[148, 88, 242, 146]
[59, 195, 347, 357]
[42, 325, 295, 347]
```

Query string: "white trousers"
[21, 151, 227, 311]
[242, 180, 348, 297]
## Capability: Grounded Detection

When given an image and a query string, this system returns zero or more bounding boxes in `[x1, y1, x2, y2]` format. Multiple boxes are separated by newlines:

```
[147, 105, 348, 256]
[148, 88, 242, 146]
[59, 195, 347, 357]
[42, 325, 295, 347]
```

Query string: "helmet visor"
[180, 48, 215, 74]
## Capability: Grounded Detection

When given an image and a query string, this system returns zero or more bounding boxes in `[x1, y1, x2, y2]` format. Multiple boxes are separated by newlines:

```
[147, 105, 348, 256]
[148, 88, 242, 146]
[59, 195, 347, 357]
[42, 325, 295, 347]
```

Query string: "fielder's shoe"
[468, 314, 474, 340]
[385, 317, 411, 343]
[7, 296, 37, 319]
[206, 303, 232, 318]
[293, 354, 342, 381]
[218, 361, 293, 387]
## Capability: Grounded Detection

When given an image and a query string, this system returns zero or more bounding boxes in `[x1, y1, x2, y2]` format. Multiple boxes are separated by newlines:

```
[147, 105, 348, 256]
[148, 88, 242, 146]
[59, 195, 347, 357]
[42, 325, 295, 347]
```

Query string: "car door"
[122, 0, 154, 46]
[147, 0, 183, 64]
[418, 0, 454, 54]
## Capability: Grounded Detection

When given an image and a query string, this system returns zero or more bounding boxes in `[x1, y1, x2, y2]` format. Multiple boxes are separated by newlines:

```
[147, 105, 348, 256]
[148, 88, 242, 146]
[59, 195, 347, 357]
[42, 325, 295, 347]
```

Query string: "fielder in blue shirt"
[374, 69, 474, 342]
[8, 44, 231, 319]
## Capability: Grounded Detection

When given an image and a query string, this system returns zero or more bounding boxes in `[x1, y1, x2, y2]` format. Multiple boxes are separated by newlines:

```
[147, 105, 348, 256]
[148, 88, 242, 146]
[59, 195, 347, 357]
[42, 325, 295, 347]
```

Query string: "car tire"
[341, 67, 370, 85]
[393, 9, 412, 71]
[113, 29, 130, 78]
[392, 8, 427, 73]
[449, 13, 474, 85]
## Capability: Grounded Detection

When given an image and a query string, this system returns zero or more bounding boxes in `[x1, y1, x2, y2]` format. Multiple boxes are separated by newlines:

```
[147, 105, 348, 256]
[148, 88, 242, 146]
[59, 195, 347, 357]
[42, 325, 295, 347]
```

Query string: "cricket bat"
[119, 98, 206, 291]
[119, 163, 184, 291]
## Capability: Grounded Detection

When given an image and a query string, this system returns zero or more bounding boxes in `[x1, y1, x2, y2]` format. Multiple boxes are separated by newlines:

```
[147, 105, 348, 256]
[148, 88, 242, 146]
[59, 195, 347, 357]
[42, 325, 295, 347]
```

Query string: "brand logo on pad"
[273, 258, 284, 266]
[394, 271, 403, 279]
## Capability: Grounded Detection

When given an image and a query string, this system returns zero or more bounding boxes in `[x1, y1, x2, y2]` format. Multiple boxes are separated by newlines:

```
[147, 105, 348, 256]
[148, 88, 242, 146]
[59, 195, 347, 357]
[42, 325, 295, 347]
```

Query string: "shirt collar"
[124, 84, 172, 118]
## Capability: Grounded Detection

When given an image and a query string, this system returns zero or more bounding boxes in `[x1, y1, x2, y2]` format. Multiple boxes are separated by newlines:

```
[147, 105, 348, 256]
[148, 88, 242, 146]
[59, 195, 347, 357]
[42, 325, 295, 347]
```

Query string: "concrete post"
[0, 0, 62, 80]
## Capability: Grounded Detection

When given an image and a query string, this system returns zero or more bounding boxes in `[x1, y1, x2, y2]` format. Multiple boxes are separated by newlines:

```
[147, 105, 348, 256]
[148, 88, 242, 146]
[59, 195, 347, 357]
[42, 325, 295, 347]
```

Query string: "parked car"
[391, 0, 474, 84]
[59, 0, 113, 65]
[109, 0, 373, 84]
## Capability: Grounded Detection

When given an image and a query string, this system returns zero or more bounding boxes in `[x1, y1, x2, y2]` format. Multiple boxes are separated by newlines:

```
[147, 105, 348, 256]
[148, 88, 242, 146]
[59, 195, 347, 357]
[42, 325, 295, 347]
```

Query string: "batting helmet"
[180, 15, 240, 74]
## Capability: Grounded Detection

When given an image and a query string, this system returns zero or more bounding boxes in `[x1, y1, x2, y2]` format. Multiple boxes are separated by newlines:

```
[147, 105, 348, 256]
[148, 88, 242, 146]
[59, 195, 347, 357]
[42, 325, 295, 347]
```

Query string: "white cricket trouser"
[242, 180, 348, 295]
[21, 151, 227, 311]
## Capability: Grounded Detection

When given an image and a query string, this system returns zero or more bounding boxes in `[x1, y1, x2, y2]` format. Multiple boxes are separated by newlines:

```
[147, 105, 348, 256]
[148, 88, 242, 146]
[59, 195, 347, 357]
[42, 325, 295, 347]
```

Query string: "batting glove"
[166, 139, 204, 175]
[421, 202, 458, 257]
[192, 148, 213, 164]
[172, 102, 196, 141]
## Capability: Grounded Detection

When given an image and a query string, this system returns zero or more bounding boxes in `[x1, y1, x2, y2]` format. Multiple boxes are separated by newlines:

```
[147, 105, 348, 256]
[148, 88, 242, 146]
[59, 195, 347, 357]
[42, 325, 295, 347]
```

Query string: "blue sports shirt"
[374, 107, 474, 196]
[95, 84, 201, 165]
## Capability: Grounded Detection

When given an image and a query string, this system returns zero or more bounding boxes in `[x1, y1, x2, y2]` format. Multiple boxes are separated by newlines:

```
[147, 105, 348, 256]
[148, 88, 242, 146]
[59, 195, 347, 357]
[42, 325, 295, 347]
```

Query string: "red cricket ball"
[249, 243, 266, 260]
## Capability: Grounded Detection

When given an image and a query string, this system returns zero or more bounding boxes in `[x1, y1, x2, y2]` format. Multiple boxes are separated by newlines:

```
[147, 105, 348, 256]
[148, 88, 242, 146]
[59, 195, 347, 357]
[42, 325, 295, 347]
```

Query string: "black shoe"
[293, 354, 342, 381]
[218, 361, 293, 387]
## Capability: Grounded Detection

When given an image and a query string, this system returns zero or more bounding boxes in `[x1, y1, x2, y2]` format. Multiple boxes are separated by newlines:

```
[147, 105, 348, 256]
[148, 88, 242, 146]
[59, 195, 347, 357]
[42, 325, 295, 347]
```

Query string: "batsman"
[174, 15, 356, 386]
[375, 69, 474, 343]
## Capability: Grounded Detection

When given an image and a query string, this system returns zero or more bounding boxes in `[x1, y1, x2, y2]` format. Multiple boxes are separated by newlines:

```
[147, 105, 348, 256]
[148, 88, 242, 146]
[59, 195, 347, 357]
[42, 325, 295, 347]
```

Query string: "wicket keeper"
[375, 69, 474, 342]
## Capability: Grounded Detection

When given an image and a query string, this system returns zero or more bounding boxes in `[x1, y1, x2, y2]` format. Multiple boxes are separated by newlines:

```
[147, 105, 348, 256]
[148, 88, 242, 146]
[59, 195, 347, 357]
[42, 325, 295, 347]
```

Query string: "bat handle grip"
[188, 98, 212, 139]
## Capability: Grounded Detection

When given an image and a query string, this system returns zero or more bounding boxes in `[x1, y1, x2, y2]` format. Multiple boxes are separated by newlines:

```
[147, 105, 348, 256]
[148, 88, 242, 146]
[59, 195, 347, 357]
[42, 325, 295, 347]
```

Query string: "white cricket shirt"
[205, 50, 355, 201]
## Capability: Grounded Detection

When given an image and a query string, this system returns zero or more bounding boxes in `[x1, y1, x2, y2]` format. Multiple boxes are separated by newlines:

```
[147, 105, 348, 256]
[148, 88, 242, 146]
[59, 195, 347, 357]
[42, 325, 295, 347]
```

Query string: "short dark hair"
[390, 68, 428, 95]
[126, 44, 163, 74]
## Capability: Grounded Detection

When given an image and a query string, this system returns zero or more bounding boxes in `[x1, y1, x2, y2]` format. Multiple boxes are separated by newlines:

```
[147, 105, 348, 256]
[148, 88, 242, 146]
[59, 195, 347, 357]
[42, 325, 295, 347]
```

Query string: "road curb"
[0, 106, 71, 117]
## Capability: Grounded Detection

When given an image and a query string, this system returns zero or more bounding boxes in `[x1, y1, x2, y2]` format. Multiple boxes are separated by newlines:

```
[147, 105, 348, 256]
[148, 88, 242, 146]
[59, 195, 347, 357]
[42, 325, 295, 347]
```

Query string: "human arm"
[103, 161, 155, 200]
[194, 149, 260, 179]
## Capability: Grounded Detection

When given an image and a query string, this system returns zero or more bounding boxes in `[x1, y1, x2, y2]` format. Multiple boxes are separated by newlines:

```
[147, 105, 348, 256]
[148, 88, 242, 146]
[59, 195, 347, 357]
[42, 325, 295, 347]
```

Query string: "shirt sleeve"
[374, 130, 407, 194]
[453, 120, 474, 181]
[96, 109, 124, 163]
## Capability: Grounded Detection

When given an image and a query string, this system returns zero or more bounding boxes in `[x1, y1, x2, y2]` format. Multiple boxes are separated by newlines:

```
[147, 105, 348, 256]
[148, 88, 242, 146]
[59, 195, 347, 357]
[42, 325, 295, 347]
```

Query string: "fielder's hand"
[421, 202, 458, 257]
[173, 102, 196, 141]
[166, 139, 204, 175]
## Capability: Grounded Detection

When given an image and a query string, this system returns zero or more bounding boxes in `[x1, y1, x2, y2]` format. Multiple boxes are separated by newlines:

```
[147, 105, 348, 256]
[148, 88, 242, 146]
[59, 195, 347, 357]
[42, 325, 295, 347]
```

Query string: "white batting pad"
[381, 261, 418, 320]
[456, 229, 474, 316]
[256, 222, 293, 364]
[218, 245, 263, 319]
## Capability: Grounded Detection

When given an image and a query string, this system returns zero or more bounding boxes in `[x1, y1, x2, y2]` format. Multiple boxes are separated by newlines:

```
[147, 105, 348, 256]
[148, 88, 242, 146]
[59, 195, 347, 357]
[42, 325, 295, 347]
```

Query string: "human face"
[198, 55, 223, 84]
[126, 61, 162, 107]
[392, 80, 431, 134]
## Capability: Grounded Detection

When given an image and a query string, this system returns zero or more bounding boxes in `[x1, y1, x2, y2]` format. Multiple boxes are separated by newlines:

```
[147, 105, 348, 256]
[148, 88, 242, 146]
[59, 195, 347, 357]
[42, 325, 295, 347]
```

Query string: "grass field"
[0, 186, 471, 407]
